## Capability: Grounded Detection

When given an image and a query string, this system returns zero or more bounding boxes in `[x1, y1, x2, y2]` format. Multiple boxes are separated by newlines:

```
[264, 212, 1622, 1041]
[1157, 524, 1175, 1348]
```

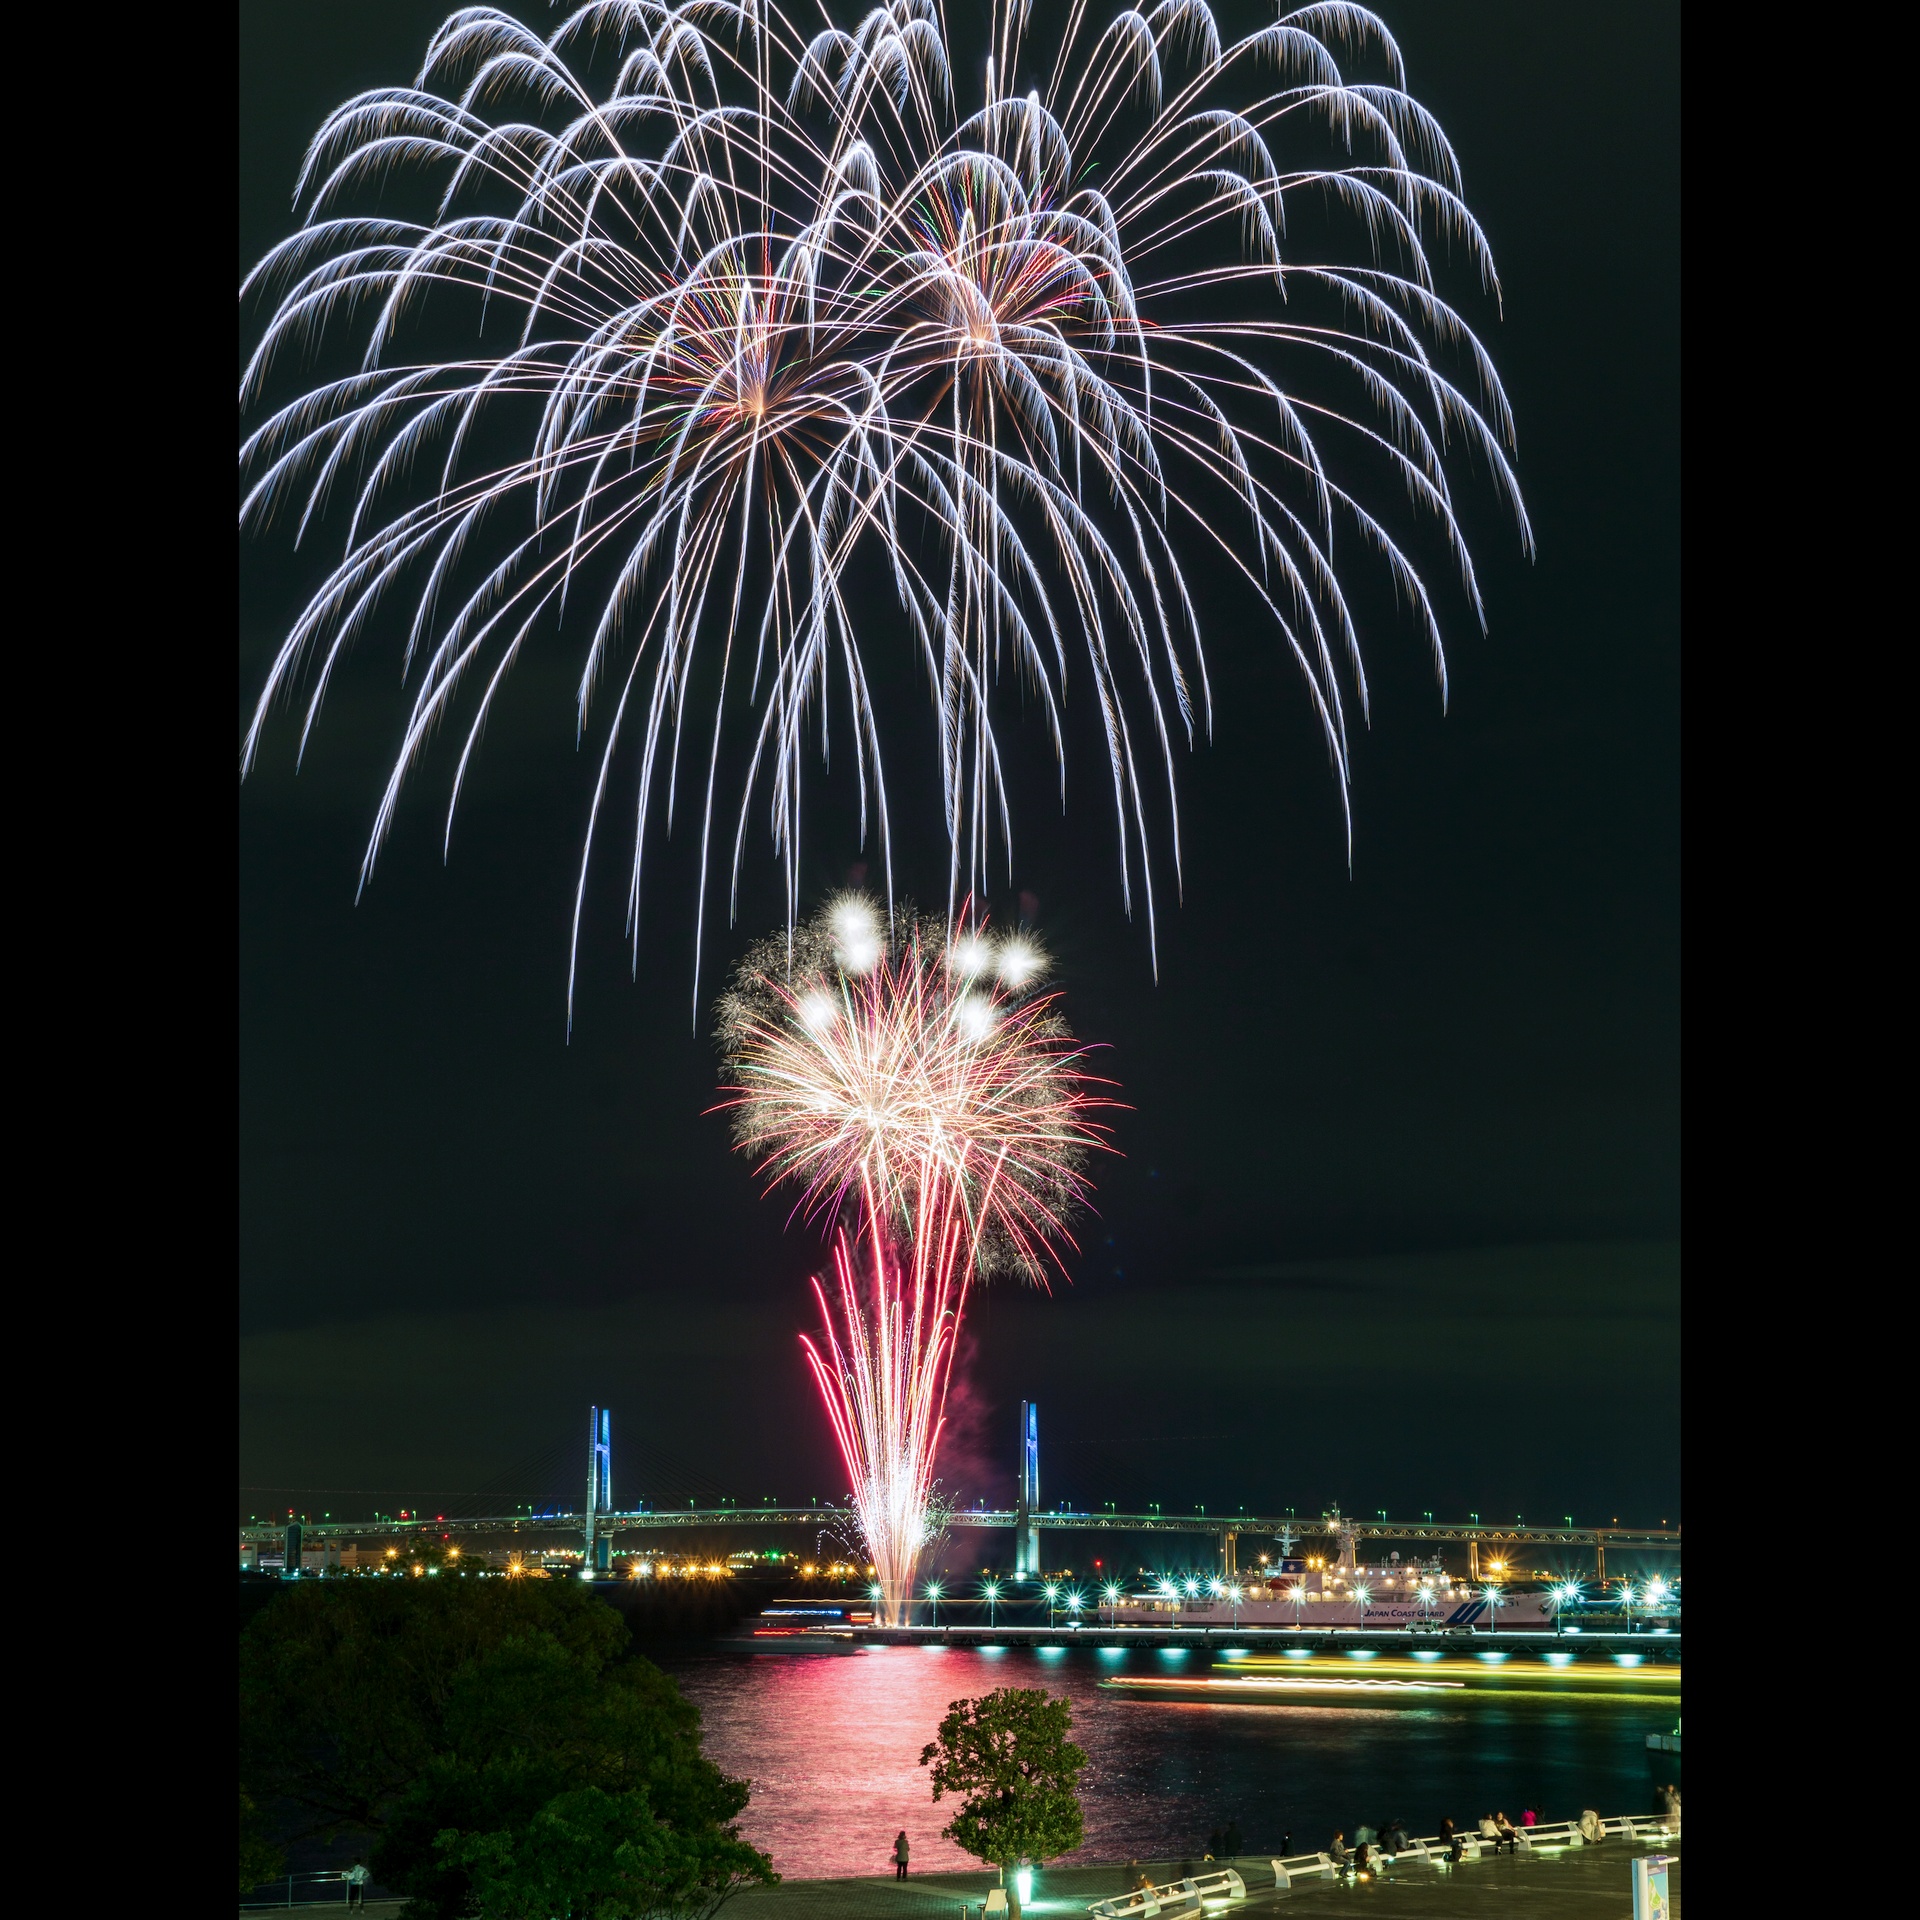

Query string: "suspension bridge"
[240, 1403, 1680, 1581]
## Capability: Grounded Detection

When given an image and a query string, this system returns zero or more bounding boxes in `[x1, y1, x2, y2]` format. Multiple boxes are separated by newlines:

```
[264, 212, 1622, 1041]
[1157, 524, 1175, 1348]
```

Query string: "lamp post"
[1418, 1582, 1435, 1626]
[926, 1580, 942, 1628]
[1619, 1581, 1637, 1631]
[1067, 1589, 1084, 1630]
[984, 1579, 1000, 1629]
[1103, 1581, 1122, 1626]
[1044, 1582, 1059, 1629]
[1353, 1581, 1371, 1633]
[1481, 1583, 1503, 1636]
[1291, 1580, 1307, 1634]
[1230, 1583, 1244, 1628]
[1556, 1581, 1580, 1636]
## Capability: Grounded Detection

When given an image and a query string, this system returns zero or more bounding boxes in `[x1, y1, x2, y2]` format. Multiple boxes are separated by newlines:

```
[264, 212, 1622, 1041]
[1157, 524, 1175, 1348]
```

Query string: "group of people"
[1327, 1816, 1417, 1873]
[889, 1783, 1680, 1890]
[1330, 1807, 1546, 1872]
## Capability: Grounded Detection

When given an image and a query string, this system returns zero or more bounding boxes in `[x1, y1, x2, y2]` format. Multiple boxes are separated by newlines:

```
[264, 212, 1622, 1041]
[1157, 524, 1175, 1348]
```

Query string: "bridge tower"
[584, 1407, 612, 1572]
[1014, 1401, 1041, 1579]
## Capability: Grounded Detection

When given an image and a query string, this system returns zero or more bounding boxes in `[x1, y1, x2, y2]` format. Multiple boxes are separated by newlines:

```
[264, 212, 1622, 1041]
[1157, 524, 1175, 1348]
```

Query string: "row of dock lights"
[830, 1570, 1677, 1629]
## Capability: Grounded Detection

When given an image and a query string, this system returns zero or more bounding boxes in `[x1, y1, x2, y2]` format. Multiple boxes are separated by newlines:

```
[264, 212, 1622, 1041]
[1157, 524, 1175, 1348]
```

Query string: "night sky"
[239, 2, 1679, 1536]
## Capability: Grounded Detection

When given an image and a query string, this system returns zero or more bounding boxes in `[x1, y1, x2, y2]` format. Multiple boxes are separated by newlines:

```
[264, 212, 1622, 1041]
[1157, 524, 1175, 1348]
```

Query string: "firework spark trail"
[240, 1, 1529, 1012]
[721, 896, 1111, 1613]
[801, 1180, 968, 1623]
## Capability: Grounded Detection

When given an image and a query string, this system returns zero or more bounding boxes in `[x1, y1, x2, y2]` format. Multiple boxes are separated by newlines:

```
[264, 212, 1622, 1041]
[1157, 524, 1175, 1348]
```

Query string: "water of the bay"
[656, 1644, 1674, 1881]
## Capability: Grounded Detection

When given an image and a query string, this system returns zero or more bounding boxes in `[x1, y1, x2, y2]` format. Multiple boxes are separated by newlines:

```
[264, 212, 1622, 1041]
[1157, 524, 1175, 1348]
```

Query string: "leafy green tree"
[920, 1687, 1086, 1919]
[239, 1788, 284, 1896]
[240, 1579, 774, 1918]
[437, 1785, 769, 1919]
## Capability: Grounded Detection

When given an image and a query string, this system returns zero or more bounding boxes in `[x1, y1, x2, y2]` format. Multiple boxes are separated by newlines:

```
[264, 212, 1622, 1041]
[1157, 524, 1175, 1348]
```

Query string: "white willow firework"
[240, 0, 1528, 1002]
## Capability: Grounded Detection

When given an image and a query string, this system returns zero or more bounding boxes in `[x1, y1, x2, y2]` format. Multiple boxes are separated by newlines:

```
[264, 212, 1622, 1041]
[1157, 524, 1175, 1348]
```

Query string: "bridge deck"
[239, 1508, 1680, 1550]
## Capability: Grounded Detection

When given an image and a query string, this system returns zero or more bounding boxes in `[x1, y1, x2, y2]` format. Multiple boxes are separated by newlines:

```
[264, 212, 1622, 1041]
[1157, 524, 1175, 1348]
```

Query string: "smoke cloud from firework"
[239, 0, 1528, 1007]
[718, 896, 1112, 1617]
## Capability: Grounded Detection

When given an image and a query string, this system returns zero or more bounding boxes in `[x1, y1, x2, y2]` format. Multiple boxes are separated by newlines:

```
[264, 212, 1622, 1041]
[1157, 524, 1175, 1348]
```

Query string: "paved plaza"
[710, 1840, 1681, 1919]
[321, 1838, 1678, 1920]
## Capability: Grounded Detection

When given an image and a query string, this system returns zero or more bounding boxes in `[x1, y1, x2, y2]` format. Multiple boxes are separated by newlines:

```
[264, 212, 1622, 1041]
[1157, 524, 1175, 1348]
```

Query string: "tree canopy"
[239, 1578, 774, 1919]
[920, 1686, 1085, 1915]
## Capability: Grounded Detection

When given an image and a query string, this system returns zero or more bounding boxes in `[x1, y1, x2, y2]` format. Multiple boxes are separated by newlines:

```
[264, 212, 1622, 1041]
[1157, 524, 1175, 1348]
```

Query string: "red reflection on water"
[679, 1647, 1011, 1878]
[664, 1644, 1664, 1881]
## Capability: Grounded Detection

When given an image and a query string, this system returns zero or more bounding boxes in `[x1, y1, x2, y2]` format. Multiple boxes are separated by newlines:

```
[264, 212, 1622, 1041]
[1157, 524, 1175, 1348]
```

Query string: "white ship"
[1112, 1515, 1554, 1629]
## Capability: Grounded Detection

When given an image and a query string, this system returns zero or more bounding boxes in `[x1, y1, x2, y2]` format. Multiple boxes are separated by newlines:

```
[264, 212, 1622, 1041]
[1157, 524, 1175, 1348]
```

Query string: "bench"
[1088, 1867, 1245, 1917]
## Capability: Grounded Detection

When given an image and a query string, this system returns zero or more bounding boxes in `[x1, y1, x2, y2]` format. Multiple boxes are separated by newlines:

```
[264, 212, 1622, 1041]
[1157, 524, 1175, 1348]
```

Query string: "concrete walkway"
[283, 1842, 1677, 1920]
[716, 1840, 1680, 1918]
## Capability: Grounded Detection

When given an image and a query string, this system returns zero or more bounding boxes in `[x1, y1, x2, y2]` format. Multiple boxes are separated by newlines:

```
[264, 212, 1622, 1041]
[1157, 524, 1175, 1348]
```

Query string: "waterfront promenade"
[285, 1841, 1677, 1919]
[722, 1844, 1678, 1918]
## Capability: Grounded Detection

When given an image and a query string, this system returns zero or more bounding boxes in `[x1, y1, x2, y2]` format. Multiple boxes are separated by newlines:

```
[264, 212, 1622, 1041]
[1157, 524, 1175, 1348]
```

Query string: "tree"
[437, 1785, 769, 1919]
[239, 1788, 284, 1896]
[919, 1687, 1086, 1920]
[239, 1579, 775, 1918]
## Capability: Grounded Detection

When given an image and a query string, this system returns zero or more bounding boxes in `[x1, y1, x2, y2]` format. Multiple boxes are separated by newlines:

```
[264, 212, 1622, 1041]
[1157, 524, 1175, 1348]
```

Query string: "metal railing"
[1088, 1813, 1678, 1911]
[239, 1871, 379, 1910]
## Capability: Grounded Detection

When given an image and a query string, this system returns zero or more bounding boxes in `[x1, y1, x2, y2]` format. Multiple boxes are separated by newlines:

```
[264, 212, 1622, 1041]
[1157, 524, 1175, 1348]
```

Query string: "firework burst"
[717, 894, 1110, 1277]
[240, 0, 1528, 1006]
[720, 896, 1111, 1614]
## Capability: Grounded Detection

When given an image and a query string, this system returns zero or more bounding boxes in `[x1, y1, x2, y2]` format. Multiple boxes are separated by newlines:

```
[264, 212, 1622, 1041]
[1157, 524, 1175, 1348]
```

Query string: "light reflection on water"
[656, 1645, 1668, 1880]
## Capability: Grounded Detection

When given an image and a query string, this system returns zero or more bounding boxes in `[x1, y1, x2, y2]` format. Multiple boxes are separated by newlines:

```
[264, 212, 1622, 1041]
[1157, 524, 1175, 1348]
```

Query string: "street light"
[925, 1580, 943, 1628]
[1556, 1581, 1581, 1636]
[1103, 1581, 1122, 1626]
[983, 1578, 1000, 1629]
[1352, 1581, 1371, 1631]
[1229, 1583, 1244, 1628]
[1418, 1582, 1435, 1624]
[1291, 1580, 1307, 1633]
[1066, 1588, 1084, 1628]
[1044, 1582, 1059, 1629]
[1481, 1583, 1503, 1636]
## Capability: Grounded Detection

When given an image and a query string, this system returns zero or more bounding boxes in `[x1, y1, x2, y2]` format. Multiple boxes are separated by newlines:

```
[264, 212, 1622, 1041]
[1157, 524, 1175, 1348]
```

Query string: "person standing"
[345, 1865, 368, 1911]
[893, 1831, 910, 1880]
[1659, 1784, 1681, 1831]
